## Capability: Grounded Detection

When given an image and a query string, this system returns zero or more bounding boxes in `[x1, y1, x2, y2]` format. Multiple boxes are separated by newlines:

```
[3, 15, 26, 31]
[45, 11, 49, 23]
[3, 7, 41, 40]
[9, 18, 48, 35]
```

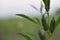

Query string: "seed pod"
[50, 17, 55, 33]
[43, 0, 50, 12]
[41, 15, 48, 31]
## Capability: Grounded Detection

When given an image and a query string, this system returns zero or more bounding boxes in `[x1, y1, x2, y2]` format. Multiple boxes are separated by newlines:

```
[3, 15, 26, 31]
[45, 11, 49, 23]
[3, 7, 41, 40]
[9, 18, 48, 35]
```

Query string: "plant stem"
[47, 12, 50, 28]
[48, 30, 51, 40]
[47, 12, 51, 40]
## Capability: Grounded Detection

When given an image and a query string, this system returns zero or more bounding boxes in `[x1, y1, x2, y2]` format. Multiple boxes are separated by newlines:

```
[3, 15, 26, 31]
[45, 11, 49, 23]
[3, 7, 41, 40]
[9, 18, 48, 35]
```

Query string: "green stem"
[47, 12, 50, 28]
[47, 12, 51, 40]
[48, 30, 51, 40]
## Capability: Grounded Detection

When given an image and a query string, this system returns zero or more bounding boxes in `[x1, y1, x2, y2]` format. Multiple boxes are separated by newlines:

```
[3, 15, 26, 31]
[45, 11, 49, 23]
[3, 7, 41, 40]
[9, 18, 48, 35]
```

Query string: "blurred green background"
[0, 10, 60, 40]
[0, 17, 38, 40]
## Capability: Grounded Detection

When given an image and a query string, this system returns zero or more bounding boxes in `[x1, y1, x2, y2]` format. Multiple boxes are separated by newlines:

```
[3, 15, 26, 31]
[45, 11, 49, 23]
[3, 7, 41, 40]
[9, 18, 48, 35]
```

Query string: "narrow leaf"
[38, 31, 45, 40]
[35, 17, 41, 24]
[43, 0, 50, 12]
[41, 15, 48, 31]
[56, 16, 60, 27]
[16, 14, 37, 24]
[30, 4, 40, 12]
[50, 17, 55, 33]
[40, 2, 43, 13]
[18, 33, 32, 40]
[26, 32, 35, 37]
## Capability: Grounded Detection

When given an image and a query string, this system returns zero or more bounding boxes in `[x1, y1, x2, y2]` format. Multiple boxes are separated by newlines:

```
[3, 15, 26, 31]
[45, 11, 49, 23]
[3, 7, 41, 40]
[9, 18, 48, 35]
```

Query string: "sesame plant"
[16, 0, 60, 40]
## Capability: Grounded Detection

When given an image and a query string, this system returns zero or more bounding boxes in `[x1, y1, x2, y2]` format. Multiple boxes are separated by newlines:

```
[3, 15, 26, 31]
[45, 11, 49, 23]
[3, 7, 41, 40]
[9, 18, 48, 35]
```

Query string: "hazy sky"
[0, 0, 60, 18]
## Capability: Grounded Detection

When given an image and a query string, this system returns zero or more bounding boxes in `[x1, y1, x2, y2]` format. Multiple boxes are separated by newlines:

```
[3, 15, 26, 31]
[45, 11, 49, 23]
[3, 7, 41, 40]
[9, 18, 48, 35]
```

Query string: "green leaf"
[40, 2, 43, 13]
[26, 32, 35, 37]
[16, 14, 37, 24]
[18, 33, 32, 40]
[30, 4, 40, 12]
[41, 15, 48, 31]
[35, 17, 41, 24]
[56, 16, 60, 27]
[43, 0, 50, 12]
[38, 31, 45, 40]
[50, 17, 55, 33]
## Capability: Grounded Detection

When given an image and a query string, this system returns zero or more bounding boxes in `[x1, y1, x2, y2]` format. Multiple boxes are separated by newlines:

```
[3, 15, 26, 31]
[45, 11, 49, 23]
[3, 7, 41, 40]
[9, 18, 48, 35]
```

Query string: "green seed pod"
[50, 17, 55, 33]
[41, 15, 48, 31]
[43, 0, 50, 12]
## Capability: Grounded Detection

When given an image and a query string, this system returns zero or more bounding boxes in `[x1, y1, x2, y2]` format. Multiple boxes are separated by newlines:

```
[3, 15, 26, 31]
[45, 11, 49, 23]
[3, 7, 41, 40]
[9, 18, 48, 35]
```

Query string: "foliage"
[16, 0, 60, 40]
[18, 33, 32, 40]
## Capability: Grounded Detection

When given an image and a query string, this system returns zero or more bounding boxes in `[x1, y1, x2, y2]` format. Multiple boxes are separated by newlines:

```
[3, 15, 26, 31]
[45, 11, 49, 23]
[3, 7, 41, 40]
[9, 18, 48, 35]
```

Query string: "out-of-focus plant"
[16, 0, 60, 40]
